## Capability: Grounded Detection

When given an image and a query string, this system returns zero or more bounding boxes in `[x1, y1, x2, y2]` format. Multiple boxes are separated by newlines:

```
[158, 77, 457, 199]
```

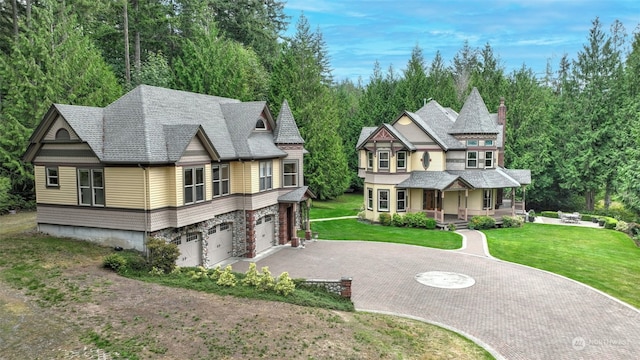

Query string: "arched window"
[55, 128, 70, 140]
[255, 119, 266, 129]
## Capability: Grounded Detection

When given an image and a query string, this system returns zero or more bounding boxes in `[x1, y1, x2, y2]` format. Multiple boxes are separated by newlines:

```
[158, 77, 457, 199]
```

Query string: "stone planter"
[598, 219, 606, 227]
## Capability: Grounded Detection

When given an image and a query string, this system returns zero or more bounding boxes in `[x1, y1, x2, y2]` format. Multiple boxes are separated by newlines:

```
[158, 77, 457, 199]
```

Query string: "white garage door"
[173, 233, 201, 267]
[207, 223, 233, 265]
[256, 215, 275, 253]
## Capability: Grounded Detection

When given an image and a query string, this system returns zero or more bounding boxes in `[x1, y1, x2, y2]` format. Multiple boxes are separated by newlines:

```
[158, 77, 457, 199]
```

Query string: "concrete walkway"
[233, 222, 640, 359]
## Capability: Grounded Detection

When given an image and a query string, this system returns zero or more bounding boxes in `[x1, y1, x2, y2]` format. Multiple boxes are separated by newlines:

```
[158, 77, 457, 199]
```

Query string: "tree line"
[0, 0, 639, 218]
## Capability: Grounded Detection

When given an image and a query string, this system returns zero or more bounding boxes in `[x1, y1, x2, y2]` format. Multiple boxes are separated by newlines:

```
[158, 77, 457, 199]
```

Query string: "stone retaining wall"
[300, 277, 352, 299]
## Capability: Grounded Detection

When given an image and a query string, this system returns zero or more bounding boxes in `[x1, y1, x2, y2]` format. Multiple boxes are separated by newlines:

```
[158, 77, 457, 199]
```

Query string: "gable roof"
[356, 123, 416, 151]
[274, 99, 304, 144]
[25, 85, 299, 164]
[449, 87, 499, 135]
[407, 105, 464, 150]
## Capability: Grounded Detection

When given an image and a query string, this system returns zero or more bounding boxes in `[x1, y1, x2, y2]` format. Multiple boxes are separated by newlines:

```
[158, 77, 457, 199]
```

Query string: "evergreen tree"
[0, 0, 122, 206]
[451, 40, 479, 103]
[173, 26, 268, 101]
[425, 51, 458, 109]
[395, 44, 429, 111]
[471, 43, 507, 111]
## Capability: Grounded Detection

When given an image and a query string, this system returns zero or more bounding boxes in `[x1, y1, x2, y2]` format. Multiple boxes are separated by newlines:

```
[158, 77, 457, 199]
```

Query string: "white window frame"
[367, 151, 374, 170]
[78, 168, 104, 207]
[485, 151, 494, 168]
[255, 118, 266, 130]
[184, 167, 205, 205]
[259, 161, 272, 191]
[283, 160, 298, 187]
[467, 151, 478, 168]
[397, 189, 407, 212]
[212, 164, 230, 197]
[396, 151, 407, 170]
[467, 140, 478, 146]
[378, 151, 390, 170]
[367, 188, 373, 210]
[46, 167, 59, 187]
[378, 189, 389, 212]
[483, 189, 493, 209]
[220, 222, 230, 231]
[186, 233, 199, 242]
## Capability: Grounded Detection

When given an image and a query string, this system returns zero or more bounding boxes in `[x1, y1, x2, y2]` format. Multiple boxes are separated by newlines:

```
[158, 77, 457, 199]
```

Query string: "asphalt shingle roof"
[48, 85, 297, 163]
[447, 169, 521, 188]
[397, 171, 459, 190]
[278, 186, 314, 203]
[274, 100, 304, 144]
[449, 88, 499, 134]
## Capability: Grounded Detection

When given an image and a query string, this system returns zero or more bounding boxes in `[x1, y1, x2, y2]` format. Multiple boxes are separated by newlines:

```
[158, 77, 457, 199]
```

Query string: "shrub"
[258, 266, 275, 291]
[216, 265, 237, 287]
[502, 216, 524, 228]
[447, 223, 456, 231]
[468, 216, 496, 230]
[103, 254, 127, 273]
[615, 221, 629, 233]
[404, 212, 427, 228]
[274, 272, 296, 296]
[242, 263, 261, 287]
[208, 266, 223, 280]
[391, 213, 405, 227]
[540, 211, 559, 218]
[146, 237, 180, 274]
[604, 217, 618, 230]
[149, 266, 164, 276]
[378, 213, 391, 226]
[424, 217, 437, 230]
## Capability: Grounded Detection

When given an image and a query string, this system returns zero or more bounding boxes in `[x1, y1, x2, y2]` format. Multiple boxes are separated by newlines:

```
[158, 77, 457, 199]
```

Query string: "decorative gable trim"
[371, 128, 395, 141]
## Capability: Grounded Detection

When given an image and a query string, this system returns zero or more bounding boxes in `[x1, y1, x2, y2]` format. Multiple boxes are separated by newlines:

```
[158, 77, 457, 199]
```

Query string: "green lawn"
[310, 193, 362, 219]
[485, 223, 640, 308]
[310, 219, 462, 249]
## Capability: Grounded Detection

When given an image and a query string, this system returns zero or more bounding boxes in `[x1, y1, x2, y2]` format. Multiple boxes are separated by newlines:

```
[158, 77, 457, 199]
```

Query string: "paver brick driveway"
[233, 238, 640, 360]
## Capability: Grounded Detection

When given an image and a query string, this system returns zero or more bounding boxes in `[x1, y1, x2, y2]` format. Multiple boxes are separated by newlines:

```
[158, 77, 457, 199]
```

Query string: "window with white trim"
[78, 169, 104, 206]
[367, 151, 373, 169]
[184, 167, 205, 204]
[467, 151, 478, 168]
[255, 119, 266, 129]
[396, 151, 407, 170]
[259, 161, 272, 191]
[484, 140, 494, 146]
[283, 160, 298, 187]
[397, 189, 407, 212]
[483, 189, 492, 209]
[378, 151, 390, 170]
[378, 189, 389, 212]
[485, 151, 494, 168]
[467, 140, 478, 146]
[186, 233, 199, 242]
[367, 188, 373, 210]
[212, 164, 229, 197]
[46, 167, 59, 187]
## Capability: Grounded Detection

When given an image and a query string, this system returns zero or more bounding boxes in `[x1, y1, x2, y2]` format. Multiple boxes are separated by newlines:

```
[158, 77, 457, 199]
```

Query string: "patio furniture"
[564, 212, 581, 223]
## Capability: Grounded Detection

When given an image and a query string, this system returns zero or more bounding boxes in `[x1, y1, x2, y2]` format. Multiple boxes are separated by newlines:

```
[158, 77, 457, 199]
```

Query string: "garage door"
[173, 232, 201, 267]
[207, 223, 233, 265]
[256, 215, 275, 253]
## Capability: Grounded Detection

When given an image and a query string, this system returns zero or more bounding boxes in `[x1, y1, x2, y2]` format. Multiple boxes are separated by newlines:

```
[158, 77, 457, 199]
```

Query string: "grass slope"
[311, 219, 462, 249]
[485, 223, 640, 308]
[310, 193, 362, 219]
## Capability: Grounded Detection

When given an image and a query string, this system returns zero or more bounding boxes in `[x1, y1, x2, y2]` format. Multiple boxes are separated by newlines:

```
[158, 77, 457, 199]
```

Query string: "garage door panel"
[208, 223, 233, 265]
[256, 215, 274, 253]
[173, 233, 201, 267]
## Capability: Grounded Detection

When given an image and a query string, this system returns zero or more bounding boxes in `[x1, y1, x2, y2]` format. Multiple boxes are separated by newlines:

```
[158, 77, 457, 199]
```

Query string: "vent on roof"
[55, 128, 70, 140]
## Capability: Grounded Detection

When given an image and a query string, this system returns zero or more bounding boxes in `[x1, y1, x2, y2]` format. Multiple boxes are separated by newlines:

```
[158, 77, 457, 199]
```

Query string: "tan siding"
[104, 168, 144, 209]
[177, 137, 212, 164]
[230, 162, 244, 194]
[148, 167, 176, 209]
[244, 191, 280, 211]
[408, 189, 423, 213]
[37, 205, 146, 231]
[249, 161, 259, 193]
[149, 209, 174, 232]
[43, 116, 80, 141]
[272, 160, 281, 189]
[364, 172, 410, 186]
[35, 166, 78, 205]
[205, 163, 212, 200]
[410, 150, 446, 171]
[443, 191, 461, 215]
[394, 117, 438, 144]
[175, 166, 184, 206]
[34, 143, 99, 164]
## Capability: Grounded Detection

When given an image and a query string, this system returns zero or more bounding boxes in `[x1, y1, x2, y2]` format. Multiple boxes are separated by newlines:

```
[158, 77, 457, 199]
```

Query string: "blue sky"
[283, 0, 640, 82]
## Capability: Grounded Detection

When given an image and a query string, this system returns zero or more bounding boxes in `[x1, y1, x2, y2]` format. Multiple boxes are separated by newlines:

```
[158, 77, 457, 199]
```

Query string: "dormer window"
[466, 140, 478, 146]
[55, 128, 70, 140]
[255, 119, 266, 130]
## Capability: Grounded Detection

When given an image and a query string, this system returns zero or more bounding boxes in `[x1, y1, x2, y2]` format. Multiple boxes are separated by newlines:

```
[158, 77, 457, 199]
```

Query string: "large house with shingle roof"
[356, 88, 531, 225]
[23, 85, 313, 267]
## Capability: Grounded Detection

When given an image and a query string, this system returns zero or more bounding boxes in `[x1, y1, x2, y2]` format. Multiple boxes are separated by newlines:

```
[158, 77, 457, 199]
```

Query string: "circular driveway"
[232, 238, 640, 359]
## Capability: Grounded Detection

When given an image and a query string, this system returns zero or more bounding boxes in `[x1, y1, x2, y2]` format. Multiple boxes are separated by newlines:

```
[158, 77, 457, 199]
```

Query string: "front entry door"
[423, 190, 440, 210]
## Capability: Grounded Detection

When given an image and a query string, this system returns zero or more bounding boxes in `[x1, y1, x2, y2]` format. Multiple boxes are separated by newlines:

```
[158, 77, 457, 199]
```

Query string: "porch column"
[291, 202, 299, 247]
[522, 186, 526, 212]
[511, 188, 516, 216]
[464, 189, 469, 221]
[440, 191, 445, 223]
[304, 199, 312, 240]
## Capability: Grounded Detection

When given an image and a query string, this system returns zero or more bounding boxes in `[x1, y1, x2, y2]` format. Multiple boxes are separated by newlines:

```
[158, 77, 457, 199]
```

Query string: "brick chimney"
[498, 97, 506, 167]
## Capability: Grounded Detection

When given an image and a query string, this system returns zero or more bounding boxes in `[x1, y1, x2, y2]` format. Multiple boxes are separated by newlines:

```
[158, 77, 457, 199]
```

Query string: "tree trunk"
[604, 183, 611, 211]
[585, 190, 595, 212]
[123, 0, 131, 87]
[26, 0, 31, 28]
[133, 0, 141, 83]
[11, 0, 18, 38]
